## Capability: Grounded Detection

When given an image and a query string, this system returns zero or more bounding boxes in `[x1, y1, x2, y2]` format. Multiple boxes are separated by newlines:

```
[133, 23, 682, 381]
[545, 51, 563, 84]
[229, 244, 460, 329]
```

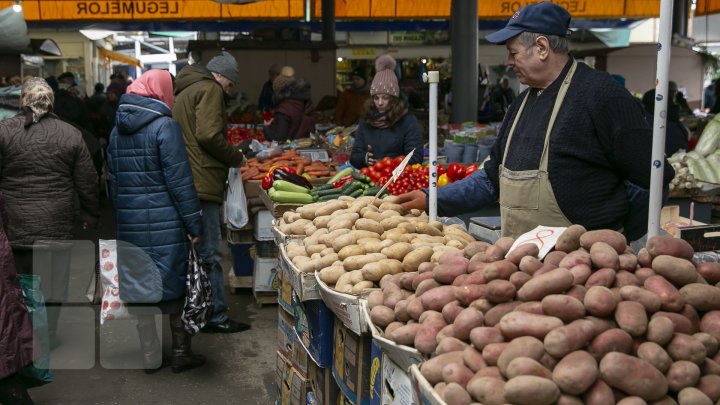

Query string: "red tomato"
[447, 163, 466, 182]
[393, 155, 405, 166]
[381, 167, 392, 176]
[373, 160, 386, 171]
[437, 165, 447, 176]
[360, 167, 370, 176]
[465, 164, 479, 177]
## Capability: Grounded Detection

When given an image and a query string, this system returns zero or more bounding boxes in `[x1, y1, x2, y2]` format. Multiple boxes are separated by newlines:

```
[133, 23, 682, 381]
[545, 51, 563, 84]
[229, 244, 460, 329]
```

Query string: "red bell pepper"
[447, 163, 466, 182]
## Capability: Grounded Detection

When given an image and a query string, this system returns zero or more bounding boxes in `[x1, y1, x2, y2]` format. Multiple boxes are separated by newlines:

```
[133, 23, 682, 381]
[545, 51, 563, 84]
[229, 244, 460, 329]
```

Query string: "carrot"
[251, 174, 266, 180]
[296, 163, 305, 175]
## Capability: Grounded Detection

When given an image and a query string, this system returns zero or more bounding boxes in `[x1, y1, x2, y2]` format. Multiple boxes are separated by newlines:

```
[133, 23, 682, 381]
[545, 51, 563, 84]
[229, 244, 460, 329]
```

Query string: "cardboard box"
[276, 351, 310, 405]
[254, 209, 275, 241]
[370, 340, 416, 405]
[253, 256, 279, 293]
[307, 361, 346, 405]
[292, 295, 334, 368]
[278, 267, 294, 315]
[277, 310, 295, 357]
[244, 179, 263, 199]
[332, 320, 372, 405]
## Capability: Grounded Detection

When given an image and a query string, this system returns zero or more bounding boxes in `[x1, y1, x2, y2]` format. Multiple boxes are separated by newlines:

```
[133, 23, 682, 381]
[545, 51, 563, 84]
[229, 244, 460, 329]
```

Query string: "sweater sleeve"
[195, 85, 244, 167]
[350, 123, 369, 168]
[73, 131, 100, 228]
[429, 168, 498, 217]
[263, 112, 291, 142]
[403, 115, 424, 165]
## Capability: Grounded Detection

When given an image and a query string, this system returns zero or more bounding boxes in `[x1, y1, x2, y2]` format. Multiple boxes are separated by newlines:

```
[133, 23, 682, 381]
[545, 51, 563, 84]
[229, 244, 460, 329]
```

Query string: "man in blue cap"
[395, 1, 673, 242]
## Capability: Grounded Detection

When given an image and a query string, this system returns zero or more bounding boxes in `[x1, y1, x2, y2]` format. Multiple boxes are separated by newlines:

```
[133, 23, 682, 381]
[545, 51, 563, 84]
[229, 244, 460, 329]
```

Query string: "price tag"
[507, 225, 568, 260]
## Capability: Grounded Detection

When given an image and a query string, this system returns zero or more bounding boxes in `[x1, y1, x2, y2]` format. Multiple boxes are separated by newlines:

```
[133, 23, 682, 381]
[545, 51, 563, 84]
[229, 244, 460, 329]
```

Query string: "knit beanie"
[273, 66, 296, 93]
[206, 51, 240, 85]
[370, 55, 399, 97]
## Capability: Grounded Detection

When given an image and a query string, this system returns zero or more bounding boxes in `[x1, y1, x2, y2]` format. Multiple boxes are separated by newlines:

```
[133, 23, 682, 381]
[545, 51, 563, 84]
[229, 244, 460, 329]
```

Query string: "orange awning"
[696, 0, 720, 16]
[98, 48, 142, 68]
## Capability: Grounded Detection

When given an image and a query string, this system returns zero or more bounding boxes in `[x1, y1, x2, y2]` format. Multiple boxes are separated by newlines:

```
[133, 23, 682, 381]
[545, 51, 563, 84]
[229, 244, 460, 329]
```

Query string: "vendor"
[350, 55, 424, 169]
[335, 67, 370, 127]
[394, 2, 674, 241]
[263, 66, 316, 142]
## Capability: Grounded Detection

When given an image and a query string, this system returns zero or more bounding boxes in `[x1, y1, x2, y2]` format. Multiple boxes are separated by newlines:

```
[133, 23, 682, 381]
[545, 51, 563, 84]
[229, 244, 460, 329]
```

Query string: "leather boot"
[136, 316, 163, 374]
[169, 314, 205, 373]
[0, 373, 34, 405]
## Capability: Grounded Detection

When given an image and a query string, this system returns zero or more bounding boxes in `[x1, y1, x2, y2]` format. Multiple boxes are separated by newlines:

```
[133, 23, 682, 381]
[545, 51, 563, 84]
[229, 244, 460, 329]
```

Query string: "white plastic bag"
[225, 168, 249, 230]
[99, 239, 130, 324]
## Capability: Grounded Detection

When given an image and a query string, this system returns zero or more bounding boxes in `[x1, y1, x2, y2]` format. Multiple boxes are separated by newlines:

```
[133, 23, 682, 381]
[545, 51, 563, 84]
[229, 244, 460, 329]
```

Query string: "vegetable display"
[365, 227, 720, 404]
[240, 149, 335, 181]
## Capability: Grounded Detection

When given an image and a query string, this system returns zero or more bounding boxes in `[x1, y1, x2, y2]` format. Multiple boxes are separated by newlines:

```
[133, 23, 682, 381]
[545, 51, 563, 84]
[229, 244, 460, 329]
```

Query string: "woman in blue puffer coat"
[106, 70, 204, 374]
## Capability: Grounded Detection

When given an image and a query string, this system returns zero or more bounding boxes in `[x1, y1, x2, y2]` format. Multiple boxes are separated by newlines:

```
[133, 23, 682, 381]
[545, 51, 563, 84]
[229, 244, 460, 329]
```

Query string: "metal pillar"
[672, 0, 688, 37]
[450, 0, 478, 123]
[321, 0, 335, 45]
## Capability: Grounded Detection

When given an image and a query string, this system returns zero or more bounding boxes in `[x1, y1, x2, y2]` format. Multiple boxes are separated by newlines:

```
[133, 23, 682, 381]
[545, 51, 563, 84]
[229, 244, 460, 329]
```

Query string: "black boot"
[169, 314, 205, 373]
[136, 316, 164, 374]
[0, 373, 34, 405]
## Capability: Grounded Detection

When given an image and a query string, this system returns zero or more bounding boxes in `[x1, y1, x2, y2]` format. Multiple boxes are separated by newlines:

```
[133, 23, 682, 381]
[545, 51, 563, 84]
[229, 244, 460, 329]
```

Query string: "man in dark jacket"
[258, 63, 280, 111]
[0, 77, 99, 350]
[263, 66, 316, 142]
[394, 2, 674, 242]
[173, 52, 248, 334]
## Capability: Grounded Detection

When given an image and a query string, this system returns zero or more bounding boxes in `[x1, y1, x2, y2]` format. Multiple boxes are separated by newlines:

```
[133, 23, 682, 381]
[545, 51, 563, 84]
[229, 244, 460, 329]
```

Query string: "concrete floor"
[28, 200, 278, 405]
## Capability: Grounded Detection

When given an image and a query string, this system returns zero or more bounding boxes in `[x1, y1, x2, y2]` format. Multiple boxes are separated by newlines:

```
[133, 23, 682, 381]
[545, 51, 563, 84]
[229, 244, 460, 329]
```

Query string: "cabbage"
[695, 119, 720, 157]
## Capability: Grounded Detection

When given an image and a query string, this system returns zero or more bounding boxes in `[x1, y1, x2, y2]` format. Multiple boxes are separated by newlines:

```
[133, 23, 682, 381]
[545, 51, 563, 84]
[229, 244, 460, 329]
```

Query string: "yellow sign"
[350, 48, 376, 57]
[696, 0, 720, 16]
[0, 0, 668, 21]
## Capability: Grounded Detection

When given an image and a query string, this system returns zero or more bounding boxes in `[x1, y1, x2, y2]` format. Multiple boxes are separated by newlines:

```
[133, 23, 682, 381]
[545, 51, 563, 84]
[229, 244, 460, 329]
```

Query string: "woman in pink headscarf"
[106, 70, 205, 374]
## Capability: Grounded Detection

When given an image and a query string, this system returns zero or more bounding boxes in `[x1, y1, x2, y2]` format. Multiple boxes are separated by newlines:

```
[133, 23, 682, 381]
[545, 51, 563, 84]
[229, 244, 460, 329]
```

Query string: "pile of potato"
[278, 195, 475, 294]
[367, 225, 720, 404]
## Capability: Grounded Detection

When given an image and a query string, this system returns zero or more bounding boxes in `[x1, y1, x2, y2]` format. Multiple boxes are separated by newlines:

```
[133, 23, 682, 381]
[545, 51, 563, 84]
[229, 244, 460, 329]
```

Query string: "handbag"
[85, 259, 101, 305]
[224, 167, 249, 230]
[181, 246, 213, 335]
[17, 274, 53, 387]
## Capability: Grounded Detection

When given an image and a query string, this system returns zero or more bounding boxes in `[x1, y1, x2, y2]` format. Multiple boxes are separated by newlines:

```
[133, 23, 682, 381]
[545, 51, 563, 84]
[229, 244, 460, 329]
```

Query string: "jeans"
[197, 201, 228, 324]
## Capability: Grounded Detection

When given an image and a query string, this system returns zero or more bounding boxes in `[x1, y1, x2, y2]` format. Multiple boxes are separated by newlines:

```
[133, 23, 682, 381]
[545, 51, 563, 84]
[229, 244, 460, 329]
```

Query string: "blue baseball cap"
[485, 2, 572, 44]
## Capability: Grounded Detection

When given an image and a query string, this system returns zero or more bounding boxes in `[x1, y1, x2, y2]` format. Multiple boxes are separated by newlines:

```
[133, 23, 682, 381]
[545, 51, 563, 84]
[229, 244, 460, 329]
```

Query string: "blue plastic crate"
[228, 242, 254, 277]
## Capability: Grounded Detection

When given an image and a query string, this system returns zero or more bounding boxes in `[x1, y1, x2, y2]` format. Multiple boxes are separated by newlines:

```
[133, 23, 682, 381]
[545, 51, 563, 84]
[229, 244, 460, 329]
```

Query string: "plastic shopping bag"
[224, 167, 249, 230]
[99, 239, 130, 324]
[181, 246, 213, 335]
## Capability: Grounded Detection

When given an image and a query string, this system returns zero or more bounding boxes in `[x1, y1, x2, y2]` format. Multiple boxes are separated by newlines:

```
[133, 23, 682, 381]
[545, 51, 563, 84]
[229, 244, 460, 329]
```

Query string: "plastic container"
[462, 143, 479, 163]
[228, 242, 254, 277]
[444, 140, 464, 163]
[477, 144, 493, 162]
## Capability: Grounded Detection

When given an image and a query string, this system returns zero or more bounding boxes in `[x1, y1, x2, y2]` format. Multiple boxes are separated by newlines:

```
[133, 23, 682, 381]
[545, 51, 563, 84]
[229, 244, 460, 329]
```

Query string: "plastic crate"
[228, 242, 254, 277]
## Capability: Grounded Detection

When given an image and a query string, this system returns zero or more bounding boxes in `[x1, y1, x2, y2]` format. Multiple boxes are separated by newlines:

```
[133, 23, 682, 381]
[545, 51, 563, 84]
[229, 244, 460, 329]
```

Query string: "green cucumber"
[326, 167, 353, 184]
[313, 184, 334, 191]
[342, 182, 362, 196]
[349, 188, 363, 198]
[351, 172, 371, 183]
[318, 194, 342, 202]
[315, 188, 343, 197]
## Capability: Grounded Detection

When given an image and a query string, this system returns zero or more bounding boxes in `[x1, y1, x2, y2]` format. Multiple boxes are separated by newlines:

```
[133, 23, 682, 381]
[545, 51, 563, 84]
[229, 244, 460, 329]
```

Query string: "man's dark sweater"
[481, 59, 674, 232]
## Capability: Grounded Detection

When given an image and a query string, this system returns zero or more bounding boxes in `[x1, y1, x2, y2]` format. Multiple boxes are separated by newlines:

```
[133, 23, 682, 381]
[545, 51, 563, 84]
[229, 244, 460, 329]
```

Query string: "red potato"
[552, 350, 598, 395]
[646, 235, 694, 260]
[367, 290, 384, 309]
[542, 294, 586, 322]
[519, 255, 544, 275]
[434, 382, 447, 398]
[514, 301, 544, 315]
[544, 319, 597, 358]
[496, 336, 545, 375]
[648, 397, 679, 405]
[482, 342, 509, 366]
[636, 341, 673, 373]
[681, 304, 701, 331]
[615, 270, 640, 287]
[399, 272, 418, 290]
[696, 262, 720, 284]
[618, 253, 639, 272]
[569, 264, 592, 286]
[498, 311, 564, 340]
[436, 324, 456, 343]
[583, 379, 616, 405]
[584, 316, 616, 335]
[677, 387, 713, 405]
[417, 261, 437, 274]
[406, 297, 424, 321]
[420, 285, 457, 311]
[453, 284, 485, 306]
[666, 333, 707, 364]
[483, 245, 507, 263]
[505, 357, 553, 380]
[666, 360, 700, 392]
[453, 308, 484, 341]
[370, 305, 396, 328]
[615, 301, 649, 337]
[469, 327, 505, 350]
[696, 375, 720, 402]
[543, 250, 567, 267]
[442, 362, 474, 386]
[509, 271, 532, 290]
[415, 279, 441, 297]
[517, 267, 575, 302]
[470, 366, 504, 381]
[467, 255, 488, 274]
[462, 345, 487, 372]
[483, 260, 519, 282]
[679, 283, 720, 311]
[558, 250, 592, 269]
[652, 255, 698, 287]
[503, 375, 560, 405]
[566, 284, 587, 302]
[557, 395, 585, 405]
[652, 312, 696, 335]
[580, 229, 627, 254]
[433, 261, 469, 285]
[394, 300, 410, 322]
[466, 377, 506, 405]
[411, 271, 435, 290]
[442, 300, 465, 324]
[484, 279, 517, 304]
[644, 276, 685, 312]
[635, 267, 656, 284]
[584, 286, 617, 317]
[647, 316, 675, 346]
[617, 397, 648, 405]
[620, 285, 662, 313]
[439, 249, 470, 265]
[464, 271, 487, 288]
[539, 351, 559, 370]
[586, 268, 617, 288]
[555, 224, 587, 252]
[484, 301, 522, 326]
[599, 352, 668, 401]
[442, 382, 472, 405]
[464, 241, 491, 259]
[451, 274, 469, 286]
[590, 241, 621, 270]
[589, 328, 634, 360]
[415, 323, 441, 355]
[637, 248, 652, 268]
[505, 243, 540, 265]
[389, 323, 421, 345]
[470, 298, 493, 313]
[533, 263, 559, 277]
[420, 351, 465, 385]
[693, 332, 719, 357]
[701, 357, 720, 375]
[700, 310, 720, 342]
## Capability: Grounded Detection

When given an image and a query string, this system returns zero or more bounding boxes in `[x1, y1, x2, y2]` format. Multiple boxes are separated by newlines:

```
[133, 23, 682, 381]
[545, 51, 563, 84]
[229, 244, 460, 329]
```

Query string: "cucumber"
[351, 172, 371, 183]
[313, 184, 334, 191]
[315, 188, 343, 197]
[318, 194, 342, 202]
[363, 186, 382, 195]
[342, 182, 362, 196]
[326, 167, 353, 184]
[270, 190, 314, 204]
[349, 188, 363, 198]
[273, 180, 310, 194]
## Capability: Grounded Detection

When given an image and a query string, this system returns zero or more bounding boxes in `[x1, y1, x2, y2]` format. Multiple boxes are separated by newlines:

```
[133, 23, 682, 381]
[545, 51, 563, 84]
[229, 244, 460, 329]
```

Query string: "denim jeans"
[197, 201, 228, 324]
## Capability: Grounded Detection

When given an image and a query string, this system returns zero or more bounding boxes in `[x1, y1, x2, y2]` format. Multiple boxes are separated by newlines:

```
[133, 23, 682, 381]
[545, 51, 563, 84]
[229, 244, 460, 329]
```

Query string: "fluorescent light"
[337, 57, 343, 62]
[12, 3, 22, 12]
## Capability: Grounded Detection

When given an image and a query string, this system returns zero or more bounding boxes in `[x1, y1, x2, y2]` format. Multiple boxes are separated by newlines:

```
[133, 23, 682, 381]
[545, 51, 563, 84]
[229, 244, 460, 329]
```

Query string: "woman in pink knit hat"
[350, 55, 423, 168]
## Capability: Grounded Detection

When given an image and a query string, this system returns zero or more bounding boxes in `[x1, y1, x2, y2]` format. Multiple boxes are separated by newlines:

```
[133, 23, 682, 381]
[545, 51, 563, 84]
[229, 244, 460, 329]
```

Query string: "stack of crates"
[252, 209, 279, 306]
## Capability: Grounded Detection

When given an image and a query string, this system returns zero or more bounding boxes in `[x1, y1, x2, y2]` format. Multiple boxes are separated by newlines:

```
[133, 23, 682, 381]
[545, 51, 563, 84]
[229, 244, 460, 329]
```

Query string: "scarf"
[367, 106, 408, 129]
[127, 70, 174, 108]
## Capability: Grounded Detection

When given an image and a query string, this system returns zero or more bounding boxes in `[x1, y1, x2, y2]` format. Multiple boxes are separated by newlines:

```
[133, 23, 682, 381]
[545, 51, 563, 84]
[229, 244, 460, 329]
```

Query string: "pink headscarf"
[126, 70, 174, 108]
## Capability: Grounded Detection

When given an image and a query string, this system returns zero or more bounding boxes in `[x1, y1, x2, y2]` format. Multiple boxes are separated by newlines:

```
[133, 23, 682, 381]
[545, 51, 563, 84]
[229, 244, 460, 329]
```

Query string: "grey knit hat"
[206, 51, 240, 85]
[370, 55, 399, 97]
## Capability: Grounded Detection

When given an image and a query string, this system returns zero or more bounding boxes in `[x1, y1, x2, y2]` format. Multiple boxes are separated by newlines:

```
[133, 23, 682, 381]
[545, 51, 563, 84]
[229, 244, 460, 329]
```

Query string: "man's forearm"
[426, 169, 498, 217]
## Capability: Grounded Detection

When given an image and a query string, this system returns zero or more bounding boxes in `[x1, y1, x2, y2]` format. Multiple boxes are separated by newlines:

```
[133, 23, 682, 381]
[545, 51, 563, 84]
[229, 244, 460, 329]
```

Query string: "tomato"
[437, 165, 447, 176]
[394, 156, 405, 166]
[360, 167, 370, 176]
[438, 173, 450, 187]
[381, 167, 392, 176]
[447, 163, 466, 182]
[465, 164, 479, 177]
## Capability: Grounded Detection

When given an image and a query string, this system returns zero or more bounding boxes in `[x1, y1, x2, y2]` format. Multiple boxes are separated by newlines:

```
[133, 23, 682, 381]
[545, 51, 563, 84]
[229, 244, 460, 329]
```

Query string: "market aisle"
[28, 201, 278, 405]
